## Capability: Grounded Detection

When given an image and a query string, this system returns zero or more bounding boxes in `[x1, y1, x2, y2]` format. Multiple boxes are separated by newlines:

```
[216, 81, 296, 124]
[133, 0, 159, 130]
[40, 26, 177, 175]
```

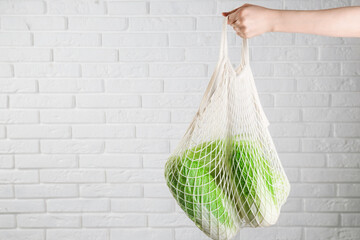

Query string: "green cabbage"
[165, 137, 289, 238]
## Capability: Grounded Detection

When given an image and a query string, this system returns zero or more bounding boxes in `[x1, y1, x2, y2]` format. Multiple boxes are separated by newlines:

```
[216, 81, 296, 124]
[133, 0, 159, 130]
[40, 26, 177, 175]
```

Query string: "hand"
[222, 3, 280, 38]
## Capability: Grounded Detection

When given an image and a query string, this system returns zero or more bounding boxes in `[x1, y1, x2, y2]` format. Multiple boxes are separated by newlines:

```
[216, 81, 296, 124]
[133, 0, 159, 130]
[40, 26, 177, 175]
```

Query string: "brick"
[279, 153, 326, 167]
[108, 2, 148, 15]
[175, 228, 213, 240]
[0, 215, 15, 228]
[170, 109, 197, 123]
[0, 32, 32, 46]
[320, 46, 360, 60]
[263, 108, 300, 122]
[0, 185, 14, 198]
[290, 183, 336, 197]
[80, 184, 143, 197]
[334, 123, 360, 137]
[0, 230, 44, 240]
[0, 96, 8, 108]
[17, 214, 80, 227]
[0, 200, 44, 213]
[142, 94, 202, 108]
[82, 214, 146, 227]
[164, 78, 207, 92]
[144, 184, 172, 198]
[0, 64, 13, 77]
[342, 214, 360, 226]
[111, 199, 174, 213]
[82, 63, 148, 77]
[332, 93, 360, 107]
[273, 138, 300, 152]
[246, 32, 293, 46]
[148, 213, 194, 227]
[150, 1, 215, 15]
[105, 79, 163, 93]
[0, 48, 51, 62]
[338, 184, 360, 197]
[278, 213, 339, 226]
[322, 0, 352, 8]
[252, 47, 317, 61]
[2, 16, 66, 30]
[239, 227, 302, 240]
[0, 110, 39, 123]
[69, 17, 127, 31]
[46, 229, 107, 240]
[169, 32, 236, 47]
[10, 95, 74, 108]
[275, 93, 330, 107]
[303, 108, 360, 122]
[0, 140, 39, 154]
[40, 169, 105, 183]
[342, 62, 360, 76]
[111, 229, 173, 240]
[106, 140, 169, 153]
[106, 109, 170, 123]
[15, 184, 78, 198]
[79, 155, 141, 168]
[47, 0, 106, 15]
[41, 110, 104, 123]
[15, 63, 80, 77]
[305, 227, 360, 239]
[130, 17, 195, 31]
[0, 0, 45, 14]
[38, 79, 103, 93]
[297, 33, 344, 45]
[8, 125, 71, 139]
[136, 124, 188, 139]
[15, 154, 77, 169]
[0, 155, 13, 169]
[143, 154, 168, 168]
[297, 77, 360, 92]
[0, 79, 36, 93]
[47, 199, 109, 212]
[34, 33, 100, 47]
[103, 33, 168, 47]
[76, 95, 141, 108]
[106, 169, 164, 183]
[54, 48, 117, 62]
[41, 140, 104, 154]
[73, 125, 135, 138]
[119, 48, 183, 62]
[301, 169, 360, 182]
[305, 198, 360, 212]
[269, 123, 331, 137]
[302, 139, 360, 153]
[274, 63, 340, 76]
[256, 79, 296, 92]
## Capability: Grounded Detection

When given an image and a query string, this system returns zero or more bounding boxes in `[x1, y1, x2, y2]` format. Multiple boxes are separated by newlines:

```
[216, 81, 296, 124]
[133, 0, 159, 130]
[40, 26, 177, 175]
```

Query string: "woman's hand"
[222, 3, 280, 39]
[223, 4, 360, 38]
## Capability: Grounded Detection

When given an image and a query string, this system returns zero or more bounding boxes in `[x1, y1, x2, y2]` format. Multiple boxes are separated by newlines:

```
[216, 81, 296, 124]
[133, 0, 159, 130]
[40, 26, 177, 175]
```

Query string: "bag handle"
[219, 16, 249, 67]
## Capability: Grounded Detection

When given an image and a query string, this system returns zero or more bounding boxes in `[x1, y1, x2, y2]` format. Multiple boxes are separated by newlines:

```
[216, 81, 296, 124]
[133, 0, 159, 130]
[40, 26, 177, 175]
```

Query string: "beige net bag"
[164, 16, 291, 240]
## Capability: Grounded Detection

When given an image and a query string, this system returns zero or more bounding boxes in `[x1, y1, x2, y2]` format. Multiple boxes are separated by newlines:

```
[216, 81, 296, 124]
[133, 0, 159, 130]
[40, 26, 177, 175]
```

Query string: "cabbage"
[165, 138, 289, 238]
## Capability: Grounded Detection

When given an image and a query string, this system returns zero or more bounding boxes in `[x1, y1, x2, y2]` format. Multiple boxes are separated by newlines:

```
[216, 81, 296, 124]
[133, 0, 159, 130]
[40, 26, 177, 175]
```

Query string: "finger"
[227, 12, 238, 25]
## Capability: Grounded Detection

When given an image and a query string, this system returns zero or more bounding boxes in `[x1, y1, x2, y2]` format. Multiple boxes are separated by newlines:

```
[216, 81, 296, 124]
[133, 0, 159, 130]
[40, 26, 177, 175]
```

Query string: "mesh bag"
[164, 16, 291, 240]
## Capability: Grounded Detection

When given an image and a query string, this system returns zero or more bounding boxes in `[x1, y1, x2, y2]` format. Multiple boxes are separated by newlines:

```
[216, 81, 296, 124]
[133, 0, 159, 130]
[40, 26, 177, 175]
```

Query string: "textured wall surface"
[0, 0, 360, 239]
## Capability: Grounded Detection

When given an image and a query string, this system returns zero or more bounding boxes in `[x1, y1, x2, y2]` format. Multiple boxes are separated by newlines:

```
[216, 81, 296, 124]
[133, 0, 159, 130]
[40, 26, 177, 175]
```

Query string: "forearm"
[272, 6, 360, 37]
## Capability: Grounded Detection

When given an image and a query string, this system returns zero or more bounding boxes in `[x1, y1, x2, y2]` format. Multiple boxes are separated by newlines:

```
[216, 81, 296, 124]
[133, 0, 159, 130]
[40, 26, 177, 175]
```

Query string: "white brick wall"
[0, 0, 359, 239]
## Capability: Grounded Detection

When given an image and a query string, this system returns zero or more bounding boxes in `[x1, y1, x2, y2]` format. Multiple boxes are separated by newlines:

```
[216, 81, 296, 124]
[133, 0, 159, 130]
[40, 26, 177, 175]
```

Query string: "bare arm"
[223, 4, 360, 38]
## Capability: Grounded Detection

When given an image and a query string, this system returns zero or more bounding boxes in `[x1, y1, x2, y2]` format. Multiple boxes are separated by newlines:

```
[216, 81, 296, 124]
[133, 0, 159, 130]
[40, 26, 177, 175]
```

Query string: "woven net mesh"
[164, 17, 290, 240]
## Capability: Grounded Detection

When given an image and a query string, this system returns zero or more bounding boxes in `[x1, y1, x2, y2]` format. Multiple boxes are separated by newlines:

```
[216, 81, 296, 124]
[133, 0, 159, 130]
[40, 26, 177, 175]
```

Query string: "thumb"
[222, 7, 240, 17]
